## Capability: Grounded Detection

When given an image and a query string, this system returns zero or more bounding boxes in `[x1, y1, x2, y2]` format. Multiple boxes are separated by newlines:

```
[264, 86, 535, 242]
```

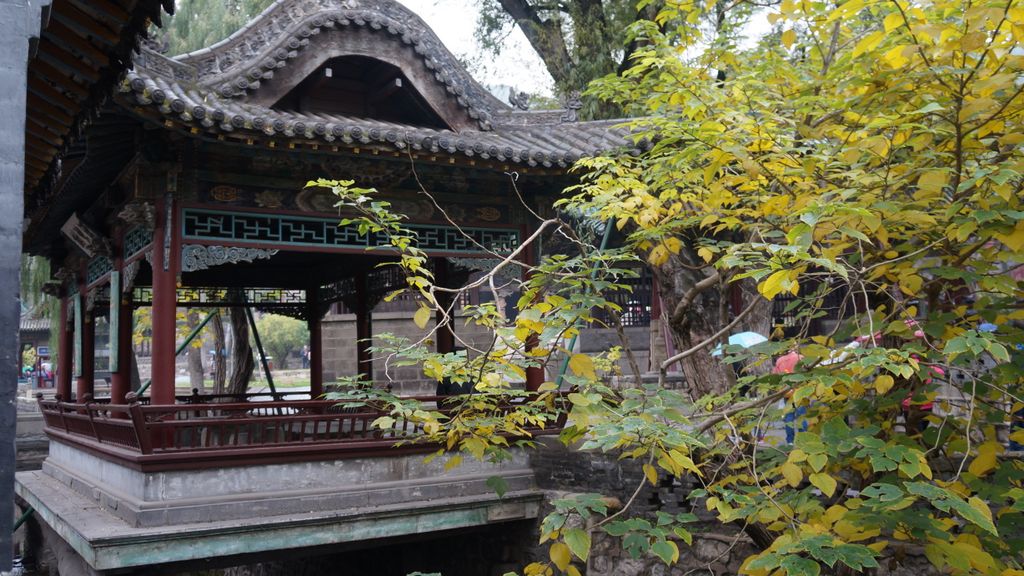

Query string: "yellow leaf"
[760, 269, 798, 300]
[968, 441, 1003, 476]
[884, 12, 903, 31]
[567, 566, 582, 576]
[568, 354, 596, 379]
[807, 452, 827, 472]
[810, 472, 838, 497]
[643, 463, 658, 486]
[968, 496, 994, 526]
[549, 542, 571, 571]
[413, 305, 432, 329]
[867, 541, 889, 554]
[780, 462, 803, 487]
[853, 30, 885, 57]
[883, 44, 911, 68]
[782, 29, 796, 48]
[875, 375, 895, 394]
[648, 244, 670, 265]
[996, 222, 1024, 252]
[823, 504, 847, 526]
[917, 170, 948, 195]
[697, 246, 715, 262]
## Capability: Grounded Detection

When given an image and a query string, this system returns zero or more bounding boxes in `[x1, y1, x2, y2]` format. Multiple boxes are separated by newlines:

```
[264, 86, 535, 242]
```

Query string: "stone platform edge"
[16, 470, 543, 573]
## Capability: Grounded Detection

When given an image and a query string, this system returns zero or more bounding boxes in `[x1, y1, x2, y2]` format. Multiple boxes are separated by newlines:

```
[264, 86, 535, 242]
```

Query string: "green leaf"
[564, 528, 592, 562]
[485, 475, 509, 498]
[650, 539, 679, 565]
[779, 555, 821, 576]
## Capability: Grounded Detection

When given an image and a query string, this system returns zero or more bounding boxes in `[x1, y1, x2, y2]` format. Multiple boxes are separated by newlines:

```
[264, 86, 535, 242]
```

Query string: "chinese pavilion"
[16, 0, 626, 572]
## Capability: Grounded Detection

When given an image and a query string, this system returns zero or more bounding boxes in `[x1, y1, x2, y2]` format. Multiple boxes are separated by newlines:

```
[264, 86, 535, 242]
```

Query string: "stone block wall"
[322, 311, 497, 394]
[321, 314, 653, 394]
[529, 438, 943, 576]
[529, 438, 758, 575]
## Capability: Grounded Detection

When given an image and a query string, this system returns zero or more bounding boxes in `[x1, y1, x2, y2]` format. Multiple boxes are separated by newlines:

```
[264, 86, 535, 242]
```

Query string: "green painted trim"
[109, 272, 120, 373]
[181, 207, 520, 255]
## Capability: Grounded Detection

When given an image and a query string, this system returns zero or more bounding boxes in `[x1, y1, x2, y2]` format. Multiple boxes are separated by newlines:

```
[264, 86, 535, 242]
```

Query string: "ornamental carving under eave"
[181, 245, 279, 272]
[116, 201, 156, 230]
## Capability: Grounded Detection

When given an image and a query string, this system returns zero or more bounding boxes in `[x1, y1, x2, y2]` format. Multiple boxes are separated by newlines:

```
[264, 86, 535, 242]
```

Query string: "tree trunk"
[186, 310, 205, 393]
[211, 311, 226, 394]
[651, 247, 770, 399]
[227, 307, 254, 396]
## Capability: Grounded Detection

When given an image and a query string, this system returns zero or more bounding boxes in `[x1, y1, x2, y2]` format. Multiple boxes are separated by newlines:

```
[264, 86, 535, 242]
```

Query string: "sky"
[396, 0, 775, 99]
[398, 0, 557, 96]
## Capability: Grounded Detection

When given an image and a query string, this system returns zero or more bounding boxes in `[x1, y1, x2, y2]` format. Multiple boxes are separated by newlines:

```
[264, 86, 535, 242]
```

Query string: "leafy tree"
[570, 0, 1024, 570]
[254, 313, 308, 370]
[22, 346, 37, 372]
[475, 0, 636, 99]
[316, 0, 1024, 570]
[475, 0, 760, 116]
[20, 255, 59, 363]
[161, 0, 275, 55]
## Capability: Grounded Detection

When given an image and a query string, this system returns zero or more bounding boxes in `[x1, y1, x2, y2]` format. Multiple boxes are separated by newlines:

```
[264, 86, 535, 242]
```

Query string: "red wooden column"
[307, 286, 323, 398]
[110, 231, 133, 404]
[434, 258, 455, 354]
[149, 198, 180, 405]
[521, 227, 543, 392]
[56, 295, 73, 400]
[76, 288, 95, 401]
[354, 270, 373, 382]
[110, 297, 133, 404]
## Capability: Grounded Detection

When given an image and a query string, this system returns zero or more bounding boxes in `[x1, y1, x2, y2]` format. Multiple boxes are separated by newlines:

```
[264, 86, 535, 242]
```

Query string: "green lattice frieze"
[181, 208, 519, 255]
[123, 226, 153, 259]
[86, 256, 113, 285]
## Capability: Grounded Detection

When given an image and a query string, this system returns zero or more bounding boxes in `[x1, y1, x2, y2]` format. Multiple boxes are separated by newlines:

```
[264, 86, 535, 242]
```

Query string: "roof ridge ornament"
[508, 89, 530, 111]
[560, 91, 583, 123]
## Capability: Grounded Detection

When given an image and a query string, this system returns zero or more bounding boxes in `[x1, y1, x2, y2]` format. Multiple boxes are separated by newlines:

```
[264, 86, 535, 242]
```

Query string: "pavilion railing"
[36, 394, 568, 464]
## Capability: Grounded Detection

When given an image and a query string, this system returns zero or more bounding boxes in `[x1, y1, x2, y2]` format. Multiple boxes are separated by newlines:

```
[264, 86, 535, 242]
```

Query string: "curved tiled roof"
[117, 0, 632, 169]
[120, 65, 627, 168]
[166, 0, 506, 129]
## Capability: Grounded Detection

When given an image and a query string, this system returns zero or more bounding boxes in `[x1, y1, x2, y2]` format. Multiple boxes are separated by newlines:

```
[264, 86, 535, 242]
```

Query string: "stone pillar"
[0, 3, 35, 567]
[307, 286, 323, 398]
[149, 197, 179, 405]
[56, 296, 73, 400]
[354, 271, 373, 382]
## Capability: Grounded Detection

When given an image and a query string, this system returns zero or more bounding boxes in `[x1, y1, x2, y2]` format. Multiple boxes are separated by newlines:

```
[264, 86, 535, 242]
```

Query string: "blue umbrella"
[711, 331, 768, 357]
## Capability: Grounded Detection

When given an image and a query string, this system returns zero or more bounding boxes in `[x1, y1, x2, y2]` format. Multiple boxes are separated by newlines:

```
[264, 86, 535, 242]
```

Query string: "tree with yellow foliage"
[318, 0, 1024, 572]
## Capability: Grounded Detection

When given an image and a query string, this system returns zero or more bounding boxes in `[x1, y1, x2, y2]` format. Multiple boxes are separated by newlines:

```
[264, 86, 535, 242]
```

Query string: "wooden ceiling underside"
[24, 0, 172, 198]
